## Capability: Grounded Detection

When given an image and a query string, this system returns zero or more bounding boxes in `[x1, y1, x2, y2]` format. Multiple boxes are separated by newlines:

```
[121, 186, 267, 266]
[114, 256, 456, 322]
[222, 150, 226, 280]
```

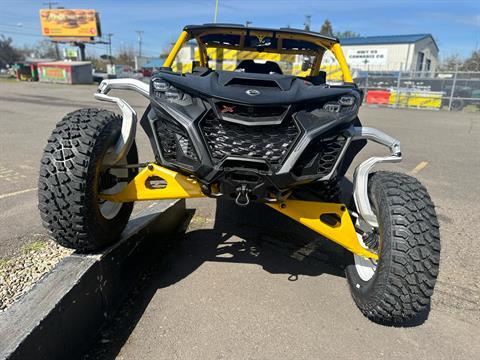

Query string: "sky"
[0, 0, 479, 60]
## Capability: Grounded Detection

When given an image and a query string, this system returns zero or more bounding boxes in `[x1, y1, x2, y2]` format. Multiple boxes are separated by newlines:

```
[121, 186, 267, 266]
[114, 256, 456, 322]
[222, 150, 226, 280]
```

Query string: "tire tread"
[38, 108, 128, 252]
[351, 171, 440, 324]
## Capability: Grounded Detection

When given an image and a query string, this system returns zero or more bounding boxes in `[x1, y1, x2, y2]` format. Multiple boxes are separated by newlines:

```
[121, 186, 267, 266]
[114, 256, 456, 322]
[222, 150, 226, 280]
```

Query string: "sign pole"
[76, 42, 86, 61]
[107, 33, 113, 65]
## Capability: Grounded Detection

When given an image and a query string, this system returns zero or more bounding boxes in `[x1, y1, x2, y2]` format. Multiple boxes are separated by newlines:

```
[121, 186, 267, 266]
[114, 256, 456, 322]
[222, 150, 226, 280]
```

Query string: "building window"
[416, 52, 425, 71]
[425, 59, 431, 71]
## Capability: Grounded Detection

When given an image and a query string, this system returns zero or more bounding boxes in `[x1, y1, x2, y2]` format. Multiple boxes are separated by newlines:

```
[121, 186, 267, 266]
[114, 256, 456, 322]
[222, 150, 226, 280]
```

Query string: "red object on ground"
[366, 90, 391, 105]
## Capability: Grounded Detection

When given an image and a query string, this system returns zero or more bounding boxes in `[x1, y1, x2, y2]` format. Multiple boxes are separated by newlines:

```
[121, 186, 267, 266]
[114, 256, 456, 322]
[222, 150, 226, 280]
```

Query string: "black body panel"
[144, 69, 365, 202]
[156, 70, 356, 106]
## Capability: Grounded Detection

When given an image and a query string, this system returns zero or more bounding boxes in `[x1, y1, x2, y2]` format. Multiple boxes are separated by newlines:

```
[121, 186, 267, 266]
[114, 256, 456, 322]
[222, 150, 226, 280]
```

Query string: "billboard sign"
[346, 48, 388, 66]
[39, 9, 100, 37]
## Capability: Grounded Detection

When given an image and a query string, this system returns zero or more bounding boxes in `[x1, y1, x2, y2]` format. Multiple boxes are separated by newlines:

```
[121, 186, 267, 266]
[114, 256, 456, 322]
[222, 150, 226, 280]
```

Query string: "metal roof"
[340, 34, 438, 51]
[38, 61, 92, 66]
[183, 23, 339, 43]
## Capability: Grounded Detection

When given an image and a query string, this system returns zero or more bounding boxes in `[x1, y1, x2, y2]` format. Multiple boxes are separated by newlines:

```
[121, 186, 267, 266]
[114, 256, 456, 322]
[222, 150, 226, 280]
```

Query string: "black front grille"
[292, 135, 347, 178]
[200, 111, 299, 166]
[154, 119, 198, 163]
[216, 102, 287, 123]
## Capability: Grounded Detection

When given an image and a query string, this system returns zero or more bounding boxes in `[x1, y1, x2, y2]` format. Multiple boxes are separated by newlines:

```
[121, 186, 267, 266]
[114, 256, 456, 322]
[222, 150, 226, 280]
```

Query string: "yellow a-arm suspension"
[99, 164, 377, 260]
[267, 201, 377, 259]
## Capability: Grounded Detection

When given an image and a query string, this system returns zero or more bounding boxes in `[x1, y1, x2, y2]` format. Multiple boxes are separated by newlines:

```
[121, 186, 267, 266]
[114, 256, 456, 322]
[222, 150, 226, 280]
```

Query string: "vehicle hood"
[153, 70, 355, 106]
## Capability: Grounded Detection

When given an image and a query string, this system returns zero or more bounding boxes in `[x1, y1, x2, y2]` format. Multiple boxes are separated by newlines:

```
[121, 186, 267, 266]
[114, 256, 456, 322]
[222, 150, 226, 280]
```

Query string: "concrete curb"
[0, 199, 186, 360]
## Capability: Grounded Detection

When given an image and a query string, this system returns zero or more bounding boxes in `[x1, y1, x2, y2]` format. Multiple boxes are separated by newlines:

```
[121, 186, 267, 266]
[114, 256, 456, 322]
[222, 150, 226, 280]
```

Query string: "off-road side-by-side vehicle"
[39, 24, 440, 324]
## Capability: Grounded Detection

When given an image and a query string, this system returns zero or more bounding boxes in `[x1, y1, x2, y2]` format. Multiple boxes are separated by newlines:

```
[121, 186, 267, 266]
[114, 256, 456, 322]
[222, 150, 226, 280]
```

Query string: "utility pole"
[135, 30, 144, 58]
[245, 21, 252, 27]
[44, 2, 60, 59]
[214, 0, 219, 23]
[107, 33, 113, 65]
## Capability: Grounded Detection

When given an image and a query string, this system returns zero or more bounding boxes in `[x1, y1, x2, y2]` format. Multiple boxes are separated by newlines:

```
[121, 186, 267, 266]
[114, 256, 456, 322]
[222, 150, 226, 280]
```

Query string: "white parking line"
[0, 187, 37, 200]
[410, 161, 428, 175]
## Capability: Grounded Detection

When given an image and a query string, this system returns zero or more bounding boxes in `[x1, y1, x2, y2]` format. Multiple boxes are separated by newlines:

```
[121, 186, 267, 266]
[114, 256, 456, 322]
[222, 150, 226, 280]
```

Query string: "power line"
[0, 23, 41, 31]
[0, 28, 44, 38]
[0, 27, 159, 57]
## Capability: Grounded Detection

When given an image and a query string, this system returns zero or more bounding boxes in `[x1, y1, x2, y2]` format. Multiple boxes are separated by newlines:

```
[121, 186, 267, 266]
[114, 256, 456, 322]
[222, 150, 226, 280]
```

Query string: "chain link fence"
[354, 69, 480, 112]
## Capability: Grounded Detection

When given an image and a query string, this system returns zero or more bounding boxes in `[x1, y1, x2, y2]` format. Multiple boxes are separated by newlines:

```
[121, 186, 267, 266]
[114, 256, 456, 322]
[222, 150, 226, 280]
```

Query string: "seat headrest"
[236, 60, 283, 74]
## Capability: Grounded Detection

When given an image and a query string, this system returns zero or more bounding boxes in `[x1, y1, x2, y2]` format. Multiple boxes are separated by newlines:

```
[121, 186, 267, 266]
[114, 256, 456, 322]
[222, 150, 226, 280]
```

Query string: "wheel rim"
[353, 220, 378, 282]
[98, 154, 128, 220]
[353, 233, 377, 281]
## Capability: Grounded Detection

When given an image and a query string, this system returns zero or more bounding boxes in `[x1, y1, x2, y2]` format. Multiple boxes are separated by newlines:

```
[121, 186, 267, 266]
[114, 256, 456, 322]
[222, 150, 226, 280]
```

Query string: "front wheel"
[38, 109, 138, 252]
[346, 171, 440, 325]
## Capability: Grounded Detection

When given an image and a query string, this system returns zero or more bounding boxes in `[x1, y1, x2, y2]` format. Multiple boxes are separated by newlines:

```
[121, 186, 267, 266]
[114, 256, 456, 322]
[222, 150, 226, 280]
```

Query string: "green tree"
[335, 30, 360, 39]
[116, 44, 136, 67]
[461, 50, 480, 71]
[21, 40, 57, 59]
[89, 57, 107, 72]
[0, 35, 22, 67]
[319, 20, 333, 37]
[439, 53, 461, 71]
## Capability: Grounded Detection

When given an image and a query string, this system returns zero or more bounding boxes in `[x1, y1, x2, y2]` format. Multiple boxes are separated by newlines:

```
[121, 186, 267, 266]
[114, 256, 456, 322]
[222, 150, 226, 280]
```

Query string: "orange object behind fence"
[366, 90, 391, 105]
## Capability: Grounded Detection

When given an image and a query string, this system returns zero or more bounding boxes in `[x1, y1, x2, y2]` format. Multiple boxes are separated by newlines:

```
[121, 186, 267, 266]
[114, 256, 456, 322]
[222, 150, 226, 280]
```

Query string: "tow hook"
[235, 184, 251, 206]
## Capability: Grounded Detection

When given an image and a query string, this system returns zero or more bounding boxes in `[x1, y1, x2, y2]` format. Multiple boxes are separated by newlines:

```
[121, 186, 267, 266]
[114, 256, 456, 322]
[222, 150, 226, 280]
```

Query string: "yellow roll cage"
[163, 26, 353, 83]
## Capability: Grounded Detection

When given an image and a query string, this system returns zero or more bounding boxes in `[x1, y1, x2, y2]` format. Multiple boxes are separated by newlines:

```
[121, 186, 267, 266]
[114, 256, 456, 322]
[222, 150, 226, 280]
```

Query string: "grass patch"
[22, 241, 46, 254]
[0, 77, 18, 83]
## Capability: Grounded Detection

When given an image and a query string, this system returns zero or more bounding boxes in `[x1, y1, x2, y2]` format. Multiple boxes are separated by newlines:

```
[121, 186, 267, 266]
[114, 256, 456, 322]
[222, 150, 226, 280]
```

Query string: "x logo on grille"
[221, 105, 236, 113]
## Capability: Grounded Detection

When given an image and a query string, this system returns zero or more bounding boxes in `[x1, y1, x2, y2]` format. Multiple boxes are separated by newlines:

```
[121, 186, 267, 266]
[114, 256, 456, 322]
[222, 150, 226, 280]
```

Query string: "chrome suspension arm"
[93, 79, 150, 165]
[352, 127, 402, 228]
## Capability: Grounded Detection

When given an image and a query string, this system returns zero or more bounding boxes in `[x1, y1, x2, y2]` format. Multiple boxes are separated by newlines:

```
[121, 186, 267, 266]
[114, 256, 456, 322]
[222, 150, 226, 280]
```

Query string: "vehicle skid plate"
[99, 164, 377, 259]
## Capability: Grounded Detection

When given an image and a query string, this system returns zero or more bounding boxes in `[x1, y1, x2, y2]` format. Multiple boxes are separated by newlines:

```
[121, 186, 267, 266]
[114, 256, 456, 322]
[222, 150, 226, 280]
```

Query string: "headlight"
[323, 95, 357, 113]
[338, 95, 356, 106]
[152, 79, 184, 101]
[323, 103, 341, 112]
[152, 79, 170, 91]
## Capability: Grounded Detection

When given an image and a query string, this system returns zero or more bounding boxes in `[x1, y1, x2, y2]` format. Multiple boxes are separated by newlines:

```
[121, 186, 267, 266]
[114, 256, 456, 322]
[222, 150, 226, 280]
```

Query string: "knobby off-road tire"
[38, 109, 138, 252]
[346, 171, 440, 325]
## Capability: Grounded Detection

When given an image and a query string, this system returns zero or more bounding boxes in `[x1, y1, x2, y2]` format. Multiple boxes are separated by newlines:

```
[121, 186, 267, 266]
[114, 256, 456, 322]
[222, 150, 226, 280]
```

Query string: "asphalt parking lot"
[1, 80, 480, 359]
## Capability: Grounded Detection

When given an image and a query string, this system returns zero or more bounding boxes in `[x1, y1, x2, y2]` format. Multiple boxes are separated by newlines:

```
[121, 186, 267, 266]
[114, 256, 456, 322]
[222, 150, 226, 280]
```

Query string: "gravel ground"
[0, 234, 72, 311]
[0, 202, 151, 312]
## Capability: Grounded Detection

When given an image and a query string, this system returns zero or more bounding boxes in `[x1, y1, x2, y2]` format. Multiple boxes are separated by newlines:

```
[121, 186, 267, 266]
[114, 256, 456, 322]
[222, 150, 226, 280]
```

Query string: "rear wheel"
[38, 108, 138, 252]
[450, 99, 464, 111]
[346, 171, 440, 325]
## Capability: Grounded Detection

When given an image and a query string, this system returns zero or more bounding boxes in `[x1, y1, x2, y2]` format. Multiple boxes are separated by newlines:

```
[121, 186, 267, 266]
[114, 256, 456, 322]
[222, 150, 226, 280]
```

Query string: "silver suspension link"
[351, 127, 402, 228]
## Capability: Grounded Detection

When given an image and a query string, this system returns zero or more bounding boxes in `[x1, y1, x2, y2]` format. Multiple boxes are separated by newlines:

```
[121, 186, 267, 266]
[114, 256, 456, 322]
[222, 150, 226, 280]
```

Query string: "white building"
[340, 34, 439, 73]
